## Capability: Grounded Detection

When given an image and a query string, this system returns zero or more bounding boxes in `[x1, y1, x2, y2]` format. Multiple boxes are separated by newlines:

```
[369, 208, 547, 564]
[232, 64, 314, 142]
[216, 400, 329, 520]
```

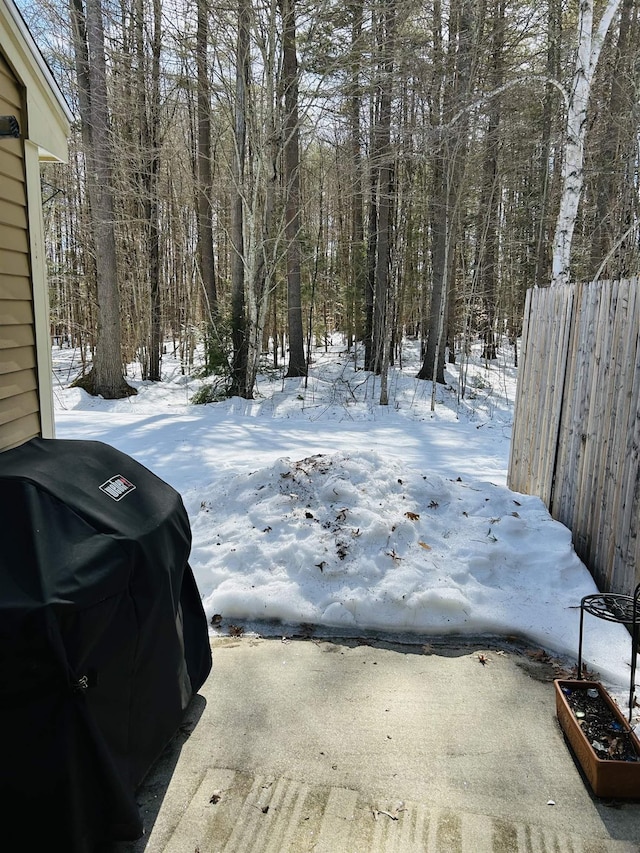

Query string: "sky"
[51, 337, 637, 718]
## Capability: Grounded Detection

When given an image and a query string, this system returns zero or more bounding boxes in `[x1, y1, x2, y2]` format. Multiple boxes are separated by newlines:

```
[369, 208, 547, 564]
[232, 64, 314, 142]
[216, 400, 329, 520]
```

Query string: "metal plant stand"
[577, 583, 640, 722]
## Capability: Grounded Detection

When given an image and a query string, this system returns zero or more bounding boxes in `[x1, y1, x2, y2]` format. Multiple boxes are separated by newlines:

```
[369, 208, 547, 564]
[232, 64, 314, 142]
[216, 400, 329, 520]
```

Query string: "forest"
[18, 0, 640, 400]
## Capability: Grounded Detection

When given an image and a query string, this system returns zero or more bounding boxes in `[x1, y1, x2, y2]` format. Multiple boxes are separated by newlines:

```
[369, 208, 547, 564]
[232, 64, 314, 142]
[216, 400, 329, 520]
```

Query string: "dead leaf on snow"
[526, 648, 551, 663]
[477, 653, 490, 665]
[418, 541, 432, 550]
[569, 663, 599, 681]
[553, 666, 574, 679]
[404, 511, 420, 521]
[228, 624, 244, 637]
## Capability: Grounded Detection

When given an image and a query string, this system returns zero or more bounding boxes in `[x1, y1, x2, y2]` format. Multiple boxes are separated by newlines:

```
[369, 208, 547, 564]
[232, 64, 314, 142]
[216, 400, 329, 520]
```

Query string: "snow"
[52, 338, 636, 708]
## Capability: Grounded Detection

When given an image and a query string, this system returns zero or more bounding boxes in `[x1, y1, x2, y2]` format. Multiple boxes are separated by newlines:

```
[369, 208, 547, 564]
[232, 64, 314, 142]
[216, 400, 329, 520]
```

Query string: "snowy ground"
[52, 337, 637, 713]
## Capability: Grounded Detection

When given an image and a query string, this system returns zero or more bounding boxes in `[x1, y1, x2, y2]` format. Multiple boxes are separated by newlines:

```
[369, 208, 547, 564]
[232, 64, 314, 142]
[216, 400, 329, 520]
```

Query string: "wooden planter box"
[555, 680, 640, 799]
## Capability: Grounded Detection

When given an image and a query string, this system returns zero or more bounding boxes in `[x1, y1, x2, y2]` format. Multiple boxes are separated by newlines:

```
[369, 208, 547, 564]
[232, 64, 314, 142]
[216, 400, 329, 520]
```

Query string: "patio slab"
[107, 635, 640, 852]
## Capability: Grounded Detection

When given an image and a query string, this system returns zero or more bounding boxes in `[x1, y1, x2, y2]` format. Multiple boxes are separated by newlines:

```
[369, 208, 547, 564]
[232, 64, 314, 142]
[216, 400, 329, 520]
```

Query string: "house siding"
[0, 49, 40, 449]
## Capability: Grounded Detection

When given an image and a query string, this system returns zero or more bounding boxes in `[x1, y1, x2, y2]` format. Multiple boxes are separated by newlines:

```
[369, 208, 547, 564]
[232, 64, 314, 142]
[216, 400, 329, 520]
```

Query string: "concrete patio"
[108, 634, 640, 852]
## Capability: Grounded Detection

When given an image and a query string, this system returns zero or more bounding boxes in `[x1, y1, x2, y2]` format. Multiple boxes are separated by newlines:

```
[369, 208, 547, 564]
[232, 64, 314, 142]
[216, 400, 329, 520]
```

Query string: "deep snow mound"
[190, 450, 597, 649]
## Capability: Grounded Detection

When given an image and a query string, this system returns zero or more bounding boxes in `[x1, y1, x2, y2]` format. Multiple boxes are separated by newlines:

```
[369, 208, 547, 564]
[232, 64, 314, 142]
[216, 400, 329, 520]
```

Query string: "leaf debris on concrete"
[372, 802, 406, 821]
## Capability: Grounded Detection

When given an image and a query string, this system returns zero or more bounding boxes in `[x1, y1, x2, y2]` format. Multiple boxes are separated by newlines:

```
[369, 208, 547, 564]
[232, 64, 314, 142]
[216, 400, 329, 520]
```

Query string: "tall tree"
[148, 0, 162, 381]
[587, 0, 639, 280]
[533, 0, 562, 287]
[475, 0, 504, 361]
[550, 0, 623, 286]
[197, 0, 218, 369]
[70, 0, 135, 397]
[229, 0, 279, 398]
[417, 0, 475, 385]
[364, 0, 397, 397]
[134, 0, 162, 381]
[347, 0, 366, 352]
[229, 0, 250, 396]
[281, 0, 306, 377]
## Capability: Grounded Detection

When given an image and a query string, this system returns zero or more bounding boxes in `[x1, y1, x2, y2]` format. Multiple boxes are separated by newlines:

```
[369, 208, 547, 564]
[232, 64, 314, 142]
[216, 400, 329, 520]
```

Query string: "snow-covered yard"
[52, 337, 636, 706]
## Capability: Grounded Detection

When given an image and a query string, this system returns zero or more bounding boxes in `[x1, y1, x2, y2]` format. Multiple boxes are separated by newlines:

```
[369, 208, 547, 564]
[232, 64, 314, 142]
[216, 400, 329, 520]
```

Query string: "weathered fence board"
[508, 285, 575, 507]
[508, 278, 640, 594]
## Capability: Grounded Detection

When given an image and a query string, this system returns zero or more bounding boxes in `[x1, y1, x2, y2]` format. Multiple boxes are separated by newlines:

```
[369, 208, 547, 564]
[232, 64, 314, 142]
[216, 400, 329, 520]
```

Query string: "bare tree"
[475, 0, 504, 361]
[587, 0, 639, 280]
[365, 0, 396, 397]
[70, 0, 135, 397]
[533, 0, 562, 288]
[229, 0, 250, 396]
[197, 0, 218, 371]
[417, 0, 475, 385]
[229, 0, 279, 398]
[550, 0, 623, 287]
[281, 0, 306, 378]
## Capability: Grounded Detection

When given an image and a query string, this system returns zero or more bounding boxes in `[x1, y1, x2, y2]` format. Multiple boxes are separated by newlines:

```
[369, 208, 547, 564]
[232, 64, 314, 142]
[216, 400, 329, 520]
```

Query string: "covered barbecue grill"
[0, 438, 212, 851]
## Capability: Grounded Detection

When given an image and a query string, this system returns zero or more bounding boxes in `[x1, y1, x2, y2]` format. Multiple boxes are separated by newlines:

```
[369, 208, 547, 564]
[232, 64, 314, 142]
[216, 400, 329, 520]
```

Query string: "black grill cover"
[0, 438, 212, 851]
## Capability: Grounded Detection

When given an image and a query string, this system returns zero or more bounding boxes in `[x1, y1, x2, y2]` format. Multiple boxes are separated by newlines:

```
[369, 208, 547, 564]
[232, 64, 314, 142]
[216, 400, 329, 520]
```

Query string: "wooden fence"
[508, 278, 640, 595]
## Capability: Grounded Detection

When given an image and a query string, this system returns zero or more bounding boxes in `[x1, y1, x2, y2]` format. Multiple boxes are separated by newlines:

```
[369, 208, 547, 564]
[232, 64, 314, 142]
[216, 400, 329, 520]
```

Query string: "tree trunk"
[148, 0, 162, 382]
[550, 0, 623, 286]
[588, 0, 637, 280]
[369, 0, 396, 388]
[281, 0, 306, 378]
[348, 0, 366, 350]
[70, 0, 134, 398]
[197, 0, 218, 337]
[418, 0, 474, 384]
[534, 0, 561, 287]
[418, 137, 447, 384]
[230, 0, 249, 396]
[364, 134, 377, 372]
[375, 5, 395, 379]
[476, 0, 504, 361]
[137, 0, 163, 382]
